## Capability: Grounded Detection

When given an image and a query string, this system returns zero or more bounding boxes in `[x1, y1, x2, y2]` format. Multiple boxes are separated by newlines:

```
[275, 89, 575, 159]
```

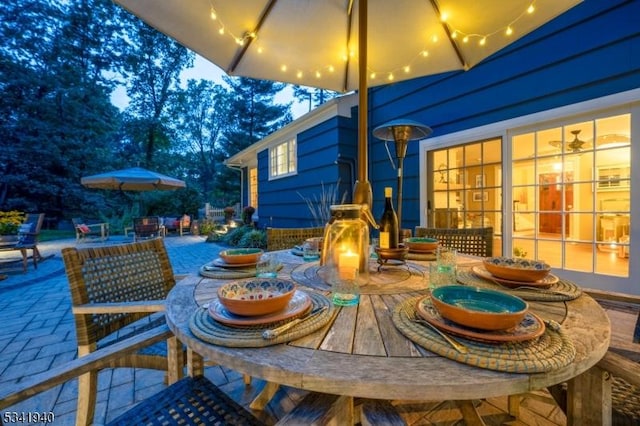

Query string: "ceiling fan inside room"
[549, 129, 590, 153]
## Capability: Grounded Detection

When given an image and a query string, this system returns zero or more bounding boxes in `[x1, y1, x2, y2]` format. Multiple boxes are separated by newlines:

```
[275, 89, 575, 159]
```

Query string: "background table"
[165, 250, 611, 424]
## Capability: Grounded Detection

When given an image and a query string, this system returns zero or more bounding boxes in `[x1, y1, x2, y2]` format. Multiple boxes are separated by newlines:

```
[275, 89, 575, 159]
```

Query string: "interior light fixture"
[549, 130, 590, 153]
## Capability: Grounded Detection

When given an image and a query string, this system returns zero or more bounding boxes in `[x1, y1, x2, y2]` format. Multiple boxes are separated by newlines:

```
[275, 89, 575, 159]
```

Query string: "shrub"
[238, 229, 266, 249]
[223, 225, 250, 246]
[0, 211, 25, 235]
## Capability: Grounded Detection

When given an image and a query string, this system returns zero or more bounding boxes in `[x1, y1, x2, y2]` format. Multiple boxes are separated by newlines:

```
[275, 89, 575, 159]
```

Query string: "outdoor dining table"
[165, 249, 611, 425]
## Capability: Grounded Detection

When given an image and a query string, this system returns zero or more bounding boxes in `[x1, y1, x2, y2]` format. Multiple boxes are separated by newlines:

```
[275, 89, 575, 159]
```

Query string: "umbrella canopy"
[113, 0, 581, 203]
[81, 167, 186, 192]
[114, 0, 580, 93]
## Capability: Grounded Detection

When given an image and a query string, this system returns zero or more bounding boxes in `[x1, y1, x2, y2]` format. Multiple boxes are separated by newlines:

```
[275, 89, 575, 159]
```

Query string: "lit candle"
[338, 250, 360, 281]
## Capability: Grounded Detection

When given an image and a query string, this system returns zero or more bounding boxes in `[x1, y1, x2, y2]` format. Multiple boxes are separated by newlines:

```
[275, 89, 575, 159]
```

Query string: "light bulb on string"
[207, 0, 544, 88]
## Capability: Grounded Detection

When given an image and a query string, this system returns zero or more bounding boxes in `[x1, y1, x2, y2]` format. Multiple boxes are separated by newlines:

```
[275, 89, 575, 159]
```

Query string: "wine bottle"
[379, 187, 399, 249]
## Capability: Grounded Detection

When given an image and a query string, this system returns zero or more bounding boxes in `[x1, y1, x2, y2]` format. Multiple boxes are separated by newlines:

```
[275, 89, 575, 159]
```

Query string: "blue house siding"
[365, 0, 640, 231]
[256, 115, 357, 228]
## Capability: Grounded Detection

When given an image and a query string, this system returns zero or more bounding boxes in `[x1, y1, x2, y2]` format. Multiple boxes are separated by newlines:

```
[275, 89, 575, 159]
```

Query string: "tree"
[171, 80, 231, 199]
[216, 76, 292, 203]
[293, 85, 341, 113]
[117, 11, 194, 168]
[0, 0, 122, 218]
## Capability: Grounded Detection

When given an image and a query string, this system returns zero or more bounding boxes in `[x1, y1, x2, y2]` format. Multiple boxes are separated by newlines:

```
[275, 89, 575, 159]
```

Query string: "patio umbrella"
[81, 167, 186, 191]
[113, 0, 581, 204]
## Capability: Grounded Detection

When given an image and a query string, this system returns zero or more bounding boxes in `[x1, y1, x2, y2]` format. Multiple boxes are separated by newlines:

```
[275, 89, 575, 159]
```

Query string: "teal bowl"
[430, 285, 528, 330]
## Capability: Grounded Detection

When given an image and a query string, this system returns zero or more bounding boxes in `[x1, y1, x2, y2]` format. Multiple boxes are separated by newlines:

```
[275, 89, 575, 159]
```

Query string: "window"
[249, 167, 258, 208]
[428, 138, 502, 240]
[269, 138, 297, 179]
[512, 113, 630, 276]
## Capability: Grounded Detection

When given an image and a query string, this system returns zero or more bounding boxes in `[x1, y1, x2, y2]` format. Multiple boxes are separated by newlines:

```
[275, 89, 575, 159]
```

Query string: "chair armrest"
[597, 350, 640, 388]
[0, 324, 172, 410]
[72, 300, 166, 314]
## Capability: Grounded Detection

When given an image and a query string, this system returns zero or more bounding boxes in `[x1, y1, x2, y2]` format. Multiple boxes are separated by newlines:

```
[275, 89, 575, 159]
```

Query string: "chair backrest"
[134, 216, 160, 239]
[266, 226, 325, 251]
[61, 239, 176, 346]
[414, 227, 494, 257]
[17, 213, 45, 246]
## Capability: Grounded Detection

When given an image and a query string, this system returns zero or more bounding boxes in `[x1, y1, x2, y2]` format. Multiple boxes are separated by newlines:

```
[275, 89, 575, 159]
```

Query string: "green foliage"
[223, 225, 251, 247]
[238, 229, 266, 249]
[0, 211, 25, 235]
[0, 0, 294, 224]
[298, 180, 348, 227]
[198, 218, 228, 238]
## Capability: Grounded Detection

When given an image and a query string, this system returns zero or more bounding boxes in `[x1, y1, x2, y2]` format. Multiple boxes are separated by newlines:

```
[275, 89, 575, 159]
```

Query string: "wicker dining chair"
[61, 239, 185, 426]
[0, 325, 265, 426]
[266, 226, 325, 251]
[414, 227, 494, 257]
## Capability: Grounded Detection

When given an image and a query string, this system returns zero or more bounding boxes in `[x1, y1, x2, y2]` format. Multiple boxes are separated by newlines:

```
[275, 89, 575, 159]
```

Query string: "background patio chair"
[0, 213, 45, 273]
[133, 216, 161, 241]
[72, 217, 109, 242]
[414, 226, 494, 257]
[0, 324, 266, 426]
[266, 226, 325, 251]
[61, 239, 185, 426]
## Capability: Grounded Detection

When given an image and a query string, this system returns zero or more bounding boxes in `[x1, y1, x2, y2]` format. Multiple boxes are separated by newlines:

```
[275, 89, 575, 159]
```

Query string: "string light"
[208, 0, 540, 86]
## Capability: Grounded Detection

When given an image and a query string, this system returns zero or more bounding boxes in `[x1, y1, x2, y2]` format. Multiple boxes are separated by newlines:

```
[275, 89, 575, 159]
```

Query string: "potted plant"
[242, 206, 255, 226]
[0, 211, 25, 243]
[223, 206, 235, 224]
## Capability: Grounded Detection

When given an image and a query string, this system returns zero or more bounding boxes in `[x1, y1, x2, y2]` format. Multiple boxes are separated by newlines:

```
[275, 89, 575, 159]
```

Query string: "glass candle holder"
[323, 204, 369, 306]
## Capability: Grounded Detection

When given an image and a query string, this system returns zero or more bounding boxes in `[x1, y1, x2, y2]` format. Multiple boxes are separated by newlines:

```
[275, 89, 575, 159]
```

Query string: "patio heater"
[373, 119, 432, 230]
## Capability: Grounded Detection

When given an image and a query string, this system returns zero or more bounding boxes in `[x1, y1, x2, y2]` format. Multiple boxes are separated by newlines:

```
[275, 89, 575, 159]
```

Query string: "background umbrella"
[113, 0, 581, 204]
[81, 167, 186, 192]
[82, 167, 186, 216]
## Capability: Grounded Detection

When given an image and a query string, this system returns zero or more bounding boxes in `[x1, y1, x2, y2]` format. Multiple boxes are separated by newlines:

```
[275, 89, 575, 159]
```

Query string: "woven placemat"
[406, 252, 436, 261]
[392, 297, 575, 373]
[190, 291, 334, 347]
[456, 269, 582, 302]
[199, 262, 283, 279]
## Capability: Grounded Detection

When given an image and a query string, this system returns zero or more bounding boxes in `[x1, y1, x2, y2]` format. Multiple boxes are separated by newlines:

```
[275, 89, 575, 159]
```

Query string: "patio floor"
[0, 235, 637, 425]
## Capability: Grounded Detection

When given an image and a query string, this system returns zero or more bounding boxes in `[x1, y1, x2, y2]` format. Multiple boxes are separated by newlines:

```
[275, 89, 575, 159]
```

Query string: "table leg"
[250, 381, 280, 410]
[166, 336, 184, 384]
[566, 365, 612, 426]
[187, 348, 204, 376]
[507, 394, 521, 417]
[456, 400, 486, 426]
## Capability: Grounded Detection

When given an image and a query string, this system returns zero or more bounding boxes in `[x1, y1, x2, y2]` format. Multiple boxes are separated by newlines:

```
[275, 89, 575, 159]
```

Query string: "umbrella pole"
[353, 0, 372, 208]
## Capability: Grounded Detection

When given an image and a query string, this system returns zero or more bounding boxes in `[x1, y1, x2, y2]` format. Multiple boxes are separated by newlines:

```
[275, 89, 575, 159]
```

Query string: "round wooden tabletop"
[165, 250, 610, 401]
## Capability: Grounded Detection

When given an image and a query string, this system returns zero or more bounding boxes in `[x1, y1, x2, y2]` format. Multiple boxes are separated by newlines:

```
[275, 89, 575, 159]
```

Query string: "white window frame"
[269, 138, 297, 179]
[418, 88, 640, 295]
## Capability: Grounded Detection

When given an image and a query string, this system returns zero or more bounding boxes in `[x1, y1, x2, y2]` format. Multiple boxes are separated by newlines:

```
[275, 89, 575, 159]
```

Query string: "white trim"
[419, 88, 640, 295]
[419, 88, 640, 228]
[225, 93, 357, 167]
